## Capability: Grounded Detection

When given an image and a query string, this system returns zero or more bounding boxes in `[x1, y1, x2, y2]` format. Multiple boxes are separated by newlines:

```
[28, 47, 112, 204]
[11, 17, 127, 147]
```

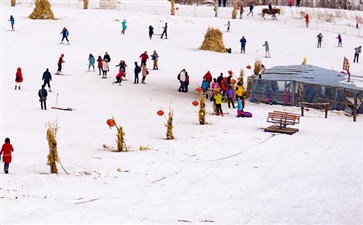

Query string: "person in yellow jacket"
[235, 82, 244, 100]
[214, 91, 224, 116]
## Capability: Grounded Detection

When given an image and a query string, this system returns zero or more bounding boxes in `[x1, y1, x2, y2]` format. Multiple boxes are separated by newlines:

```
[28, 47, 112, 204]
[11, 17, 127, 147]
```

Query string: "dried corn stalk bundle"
[83, 0, 89, 9]
[29, 0, 55, 20]
[254, 60, 262, 76]
[165, 110, 174, 140]
[232, 0, 238, 19]
[113, 117, 127, 152]
[238, 69, 245, 86]
[170, 0, 175, 15]
[46, 122, 59, 174]
[199, 27, 227, 53]
[11, 0, 16, 6]
[199, 93, 207, 125]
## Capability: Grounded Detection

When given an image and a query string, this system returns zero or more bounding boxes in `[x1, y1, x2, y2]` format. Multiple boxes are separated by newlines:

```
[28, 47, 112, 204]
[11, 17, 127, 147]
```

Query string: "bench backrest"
[268, 111, 300, 124]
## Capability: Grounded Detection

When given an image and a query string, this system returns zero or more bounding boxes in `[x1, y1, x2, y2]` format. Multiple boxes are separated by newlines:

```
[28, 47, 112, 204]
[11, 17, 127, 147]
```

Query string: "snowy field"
[1, 1, 363, 224]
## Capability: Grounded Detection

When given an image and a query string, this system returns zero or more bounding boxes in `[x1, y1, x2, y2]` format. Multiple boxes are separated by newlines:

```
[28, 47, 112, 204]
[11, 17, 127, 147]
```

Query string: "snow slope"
[1, 2, 362, 224]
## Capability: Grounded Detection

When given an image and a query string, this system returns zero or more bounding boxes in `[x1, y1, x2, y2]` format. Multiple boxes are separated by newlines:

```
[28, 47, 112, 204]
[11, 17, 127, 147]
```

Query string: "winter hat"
[228, 70, 233, 75]
[61, 54, 64, 57]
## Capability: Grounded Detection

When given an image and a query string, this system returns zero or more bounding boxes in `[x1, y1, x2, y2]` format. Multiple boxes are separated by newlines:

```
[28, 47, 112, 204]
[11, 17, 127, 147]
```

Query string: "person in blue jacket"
[9, 15, 15, 31]
[201, 77, 209, 98]
[121, 19, 127, 34]
[262, 41, 270, 58]
[60, 27, 69, 44]
[240, 36, 247, 54]
[88, 54, 95, 71]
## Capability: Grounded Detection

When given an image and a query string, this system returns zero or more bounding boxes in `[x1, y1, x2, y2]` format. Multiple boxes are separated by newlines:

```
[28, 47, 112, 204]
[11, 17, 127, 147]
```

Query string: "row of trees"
[174, 0, 363, 10]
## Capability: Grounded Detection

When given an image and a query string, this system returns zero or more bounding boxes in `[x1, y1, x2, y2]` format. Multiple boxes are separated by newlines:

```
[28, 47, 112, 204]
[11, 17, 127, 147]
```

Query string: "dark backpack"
[177, 72, 181, 80]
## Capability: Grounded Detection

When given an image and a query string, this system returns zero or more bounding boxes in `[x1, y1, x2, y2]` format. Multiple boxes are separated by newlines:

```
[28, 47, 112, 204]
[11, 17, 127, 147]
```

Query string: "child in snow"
[214, 91, 224, 116]
[226, 85, 235, 109]
[305, 14, 309, 28]
[121, 19, 127, 34]
[235, 82, 244, 100]
[262, 41, 270, 58]
[15, 67, 23, 90]
[151, 50, 159, 70]
[226, 21, 231, 32]
[139, 51, 149, 66]
[56, 54, 65, 75]
[160, 23, 168, 39]
[102, 60, 109, 79]
[42, 68, 52, 92]
[60, 27, 69, 44]
[0, 138, 14, 174]
[337, 33, 342, 47]
[97, 56, 103, 75]
[134, 61, 141, 84]
[148, 25, 154, 39]
[116, 60, 127, 72]
[141, 64, 149, 84]
[353, 46, 361, 63]
[210, 78, 220, 100]
[317, 33, 323, 48]
[113, 70, 125, 85]
[9, 15, 15, 31]
[240, 36, 247, 54]
[236, 98, 244, 117]
[88, 54, 95, 71]
[201, 77, 209, 98]
[38, 85, 48, 110]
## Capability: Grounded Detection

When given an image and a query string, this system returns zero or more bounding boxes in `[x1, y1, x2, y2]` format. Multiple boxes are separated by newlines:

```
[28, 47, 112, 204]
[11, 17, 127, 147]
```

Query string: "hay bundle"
[83, 0, 89, 9]
[11, 0, 16, 6]
[29, 0, 55, 20]
[112, 117, 127, 152]
[238, 69, 245, 86]
[199, 93, 207, 125]
[46, 122, 59, 174]
[165, 110, 174, 140]
[170, 0, 175, 15]
[200, 27, 227, 53]
[254, 60, 262, 76]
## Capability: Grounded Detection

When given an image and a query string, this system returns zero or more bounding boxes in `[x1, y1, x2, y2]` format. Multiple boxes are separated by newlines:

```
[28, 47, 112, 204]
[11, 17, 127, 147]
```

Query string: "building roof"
[261, 64, 363, 92]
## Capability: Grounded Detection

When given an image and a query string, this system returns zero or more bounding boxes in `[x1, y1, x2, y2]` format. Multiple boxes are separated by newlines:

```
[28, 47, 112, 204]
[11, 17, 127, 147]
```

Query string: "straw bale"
[165, 111, 174, 140]
[29, 0, 55, 20]
[199, 27, 227, 53]
[11, 0, 16, 6]
[198, 93, 207, 124]
[83, 0, 89, 9]
[46, 122, 59, 174]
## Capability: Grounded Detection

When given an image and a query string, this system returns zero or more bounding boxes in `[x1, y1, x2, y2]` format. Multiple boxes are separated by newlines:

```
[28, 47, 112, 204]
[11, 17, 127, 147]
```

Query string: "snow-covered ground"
[1, 1, 362, 224]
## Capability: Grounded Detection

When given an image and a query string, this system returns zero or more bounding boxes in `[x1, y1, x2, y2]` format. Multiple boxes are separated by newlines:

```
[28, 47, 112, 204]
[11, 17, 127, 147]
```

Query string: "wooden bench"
[265, 111, 300, 134]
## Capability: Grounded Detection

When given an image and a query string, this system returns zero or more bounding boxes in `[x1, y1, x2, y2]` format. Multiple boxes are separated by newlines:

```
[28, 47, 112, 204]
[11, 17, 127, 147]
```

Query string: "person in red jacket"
[0, 138, 14, 174]
[203, 70, 212, 87]
[97, 56, 103, 75]
[56, 54, 65, 75]
[305, 14, 309, 28]
[15, 67, 23, 90]
[139, 51, 149, 66]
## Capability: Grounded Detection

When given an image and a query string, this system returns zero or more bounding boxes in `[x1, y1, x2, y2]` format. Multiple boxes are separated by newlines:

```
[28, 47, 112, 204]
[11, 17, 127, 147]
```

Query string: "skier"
[116, 60, 127, 72]
[42, 68, 52, 92]
[139, 51, 149, 66]
[113, 70, 126, 85]
[141, 64, 149, 84]
[97, 56, 103, 75]
[247, 4, 253, 16]
[9, 15, 15, 31]
[214, 90, 224, 116]
[226, 21, 231, 32]
[160, 23, 168, 39]
[239, 6, 244, 19]
[305, 14, 309, 28]
[121, 19, 127, 34]
[148, 25, 154, 39]
[0, 138, 14, 174]
[151, 50, 159, 70]
[88, 53, 95, 71]
[240, 36, 247, 54]
[38, 85, 48, 110]
[15, 67, 23, 90]
[262, 41, 270, 58]
[134, 61, 141, 84]
[102, 59, 109, 79]
[317, 33, 323, 48]
[56, 54, 65, 75]
[353, 46, 361, 63]
[60, 27, 69, 44]
[337, 33, 342, 47]
[103, 52, 111, 63]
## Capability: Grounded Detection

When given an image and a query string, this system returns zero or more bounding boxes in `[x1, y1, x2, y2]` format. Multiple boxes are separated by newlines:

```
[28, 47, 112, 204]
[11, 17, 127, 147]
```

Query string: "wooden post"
[353, 94, 358, 122]
[300, 103, 304, 117]
[324, 105, 328, 118]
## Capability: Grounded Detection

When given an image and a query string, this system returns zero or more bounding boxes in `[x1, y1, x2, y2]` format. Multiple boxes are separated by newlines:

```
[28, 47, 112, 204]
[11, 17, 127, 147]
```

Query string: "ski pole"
[55, 93, 59, 107]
